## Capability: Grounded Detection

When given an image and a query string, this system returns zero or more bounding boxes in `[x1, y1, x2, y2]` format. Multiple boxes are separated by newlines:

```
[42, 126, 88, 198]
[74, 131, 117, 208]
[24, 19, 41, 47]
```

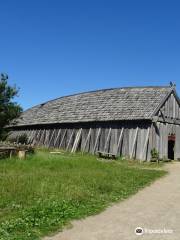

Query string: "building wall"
[157, 92, 180, 119]
[151, 122, 180, 160]
[10, 121, 180, 162]
[153, 92, 180, 160]
[10, 120, 152, 161]
[175, 125, 180, 160]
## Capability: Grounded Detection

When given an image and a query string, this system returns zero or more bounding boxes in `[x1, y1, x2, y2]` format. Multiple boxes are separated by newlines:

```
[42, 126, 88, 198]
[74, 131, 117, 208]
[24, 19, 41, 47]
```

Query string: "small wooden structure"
[97, 151, 116, 159]
[0, 146, 16, 158]
[0, 142, 33, 159]
[8, 85, 180, 161]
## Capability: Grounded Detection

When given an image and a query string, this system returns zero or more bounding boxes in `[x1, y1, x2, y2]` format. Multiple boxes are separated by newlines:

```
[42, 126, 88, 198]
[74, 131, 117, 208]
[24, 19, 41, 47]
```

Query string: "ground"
[44, 162, 180, 240]
[0, 151, 165, 240]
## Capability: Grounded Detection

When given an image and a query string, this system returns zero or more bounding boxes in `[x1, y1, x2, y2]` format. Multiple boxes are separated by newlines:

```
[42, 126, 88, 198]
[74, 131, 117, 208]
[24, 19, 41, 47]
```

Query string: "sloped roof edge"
[11, 85, 174, 127]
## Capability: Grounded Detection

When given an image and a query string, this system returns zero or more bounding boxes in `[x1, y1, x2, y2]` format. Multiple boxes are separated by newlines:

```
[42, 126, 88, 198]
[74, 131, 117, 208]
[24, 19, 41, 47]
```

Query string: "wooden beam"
[66, 129, 75, 151]
[71, 128, 82, 153]
[59, 129, 67, 148]
[159, 109, 166, 122]
[93, 128, 101, 153]
[104, 128, 112, 152]
[130, 127, 138, 159]
[48, 129, 56, 147]
[27, 130, 34, 144]
[82, 128, 92, 152]
[53, 129, 61, 147]
[32, 129, 40, 145]
[32, 130, 37, 144]
[141, 127, 150, 161]
[28, 130, 34, 144]
[116, 127, 124, 155]
[39, 129, 45, 146]
[152, 116, 180, 125]
[44, 129, 50, 146]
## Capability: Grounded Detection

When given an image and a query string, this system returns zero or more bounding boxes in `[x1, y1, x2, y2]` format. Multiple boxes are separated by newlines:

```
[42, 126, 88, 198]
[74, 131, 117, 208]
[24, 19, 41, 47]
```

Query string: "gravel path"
[44, 162, 180, 240]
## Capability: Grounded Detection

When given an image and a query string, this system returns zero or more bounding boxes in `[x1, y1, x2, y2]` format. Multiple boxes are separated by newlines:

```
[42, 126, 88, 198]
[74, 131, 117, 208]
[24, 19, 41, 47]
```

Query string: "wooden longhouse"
[9, 86, 180, 161]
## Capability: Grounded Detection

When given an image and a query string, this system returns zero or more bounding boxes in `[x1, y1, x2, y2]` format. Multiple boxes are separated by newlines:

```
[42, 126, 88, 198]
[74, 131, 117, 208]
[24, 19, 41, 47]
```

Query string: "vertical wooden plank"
[93, 128, 101, 153]
[122, 126, 129, 157]
[130, 127, 138, 159]
[155, 122, 160, 155]
[147, 125, 152, 161]
[71, 128, 82, 153]
[89, 128, 95, 153]
[59, 129, 67, 148]
[140, 127, 150, 161]
[110, 128, 116, 154]
[53, 129, 61, 147]
[173, 97, 176, 119]
[82, 128, 92, 152]
[99, 127, 105, 152]
[104, 128, 112, 152]
[163, 123, 168, 158]
[33, 129, 40, 145]
[28, 130, 34, 144]
[66, 129, 75, 151]
[117, 127, 124, 155]
[39, 129, 45, 146]
[175, 125, 180, 160]
[44, 129, 51, 147]
[48, 129, 56, 147]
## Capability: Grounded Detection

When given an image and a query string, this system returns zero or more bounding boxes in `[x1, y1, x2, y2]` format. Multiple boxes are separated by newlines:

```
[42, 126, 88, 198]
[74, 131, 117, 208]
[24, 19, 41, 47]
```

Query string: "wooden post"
[130, 127, 138, 159]
[59, 129, 67, 148]
[93, 128, 101, 153]
[48, 129, 56, 147]
[18, 150, 26, 159]
[104, 128, 112, 152]
[27, 130, 32, 144]
[44, 129, 51, 147]
[32, 130, 39, 146]
[9, 150, 13, 158]
[66, 129, 75, 151]
[39, 129, 45, 146]
[141, 127, 150, 161]
[71, 128, 82, 153]
[82, 128, 92, 153]
[117, 128, 124, 154]
[53, 129, 61, 147]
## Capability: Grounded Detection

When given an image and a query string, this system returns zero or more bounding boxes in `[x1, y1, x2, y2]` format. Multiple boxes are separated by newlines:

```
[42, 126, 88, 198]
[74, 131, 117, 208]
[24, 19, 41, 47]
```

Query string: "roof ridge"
[25, 85, 171, 111]
[11, 85, 175, 127]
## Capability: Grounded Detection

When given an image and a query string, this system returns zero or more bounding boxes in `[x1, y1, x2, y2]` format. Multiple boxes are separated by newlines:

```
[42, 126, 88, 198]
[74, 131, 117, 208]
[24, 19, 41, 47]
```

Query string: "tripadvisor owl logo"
[135, 227, 144, 235]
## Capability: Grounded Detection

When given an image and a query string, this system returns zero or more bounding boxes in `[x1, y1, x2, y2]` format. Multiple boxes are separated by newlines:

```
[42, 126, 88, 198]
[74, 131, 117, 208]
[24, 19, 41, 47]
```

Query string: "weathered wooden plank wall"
[158, 93, 180, 119]
[175, 125, 180, 160]
[151, 121, 180, 160]
[9, 121, 155, 161]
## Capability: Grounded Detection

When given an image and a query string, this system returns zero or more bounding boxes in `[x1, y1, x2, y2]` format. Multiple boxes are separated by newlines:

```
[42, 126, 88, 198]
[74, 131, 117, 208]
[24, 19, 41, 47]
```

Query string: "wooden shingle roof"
[13, 86, 174, 126]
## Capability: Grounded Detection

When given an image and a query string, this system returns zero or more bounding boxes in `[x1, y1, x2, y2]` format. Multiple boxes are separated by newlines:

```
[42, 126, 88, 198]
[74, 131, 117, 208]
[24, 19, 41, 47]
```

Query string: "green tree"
[0, 73, 22, 139]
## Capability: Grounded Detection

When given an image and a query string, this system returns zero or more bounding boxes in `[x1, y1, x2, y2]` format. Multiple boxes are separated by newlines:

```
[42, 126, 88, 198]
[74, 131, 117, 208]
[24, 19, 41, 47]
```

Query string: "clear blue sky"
[1, 0, 180, 110]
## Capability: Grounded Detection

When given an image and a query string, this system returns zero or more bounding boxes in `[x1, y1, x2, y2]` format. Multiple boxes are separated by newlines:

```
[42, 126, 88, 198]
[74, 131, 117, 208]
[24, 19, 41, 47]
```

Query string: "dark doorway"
[168, 135, 175, 160]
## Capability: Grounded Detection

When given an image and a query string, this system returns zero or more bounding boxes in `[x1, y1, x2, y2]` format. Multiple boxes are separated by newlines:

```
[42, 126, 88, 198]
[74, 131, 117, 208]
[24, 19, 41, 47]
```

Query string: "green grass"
[116, 157, 164, 169]
[0, 151, 166, 240]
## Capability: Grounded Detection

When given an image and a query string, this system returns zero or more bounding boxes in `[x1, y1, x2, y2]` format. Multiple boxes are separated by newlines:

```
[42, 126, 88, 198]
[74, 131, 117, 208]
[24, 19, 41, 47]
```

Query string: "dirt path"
[44, 162, 180, 240]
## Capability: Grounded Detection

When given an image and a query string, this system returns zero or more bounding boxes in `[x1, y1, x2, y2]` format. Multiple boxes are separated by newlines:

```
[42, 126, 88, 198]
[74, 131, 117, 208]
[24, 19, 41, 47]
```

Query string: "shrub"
[18, 134, 28, 145]
[151, 148, 159, 160]
[8, 133, 28, 145]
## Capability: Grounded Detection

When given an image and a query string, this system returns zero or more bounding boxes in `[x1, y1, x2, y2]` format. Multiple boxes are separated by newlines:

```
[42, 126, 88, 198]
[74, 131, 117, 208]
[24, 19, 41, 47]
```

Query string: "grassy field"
[0, 151, 166, 240]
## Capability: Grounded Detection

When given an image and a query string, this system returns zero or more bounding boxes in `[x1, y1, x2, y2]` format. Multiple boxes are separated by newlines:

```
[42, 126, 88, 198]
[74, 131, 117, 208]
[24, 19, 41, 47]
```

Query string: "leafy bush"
[151, 148, 159, 160]
[17, 134, 28, 145]
[8, 133, 28, 145]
